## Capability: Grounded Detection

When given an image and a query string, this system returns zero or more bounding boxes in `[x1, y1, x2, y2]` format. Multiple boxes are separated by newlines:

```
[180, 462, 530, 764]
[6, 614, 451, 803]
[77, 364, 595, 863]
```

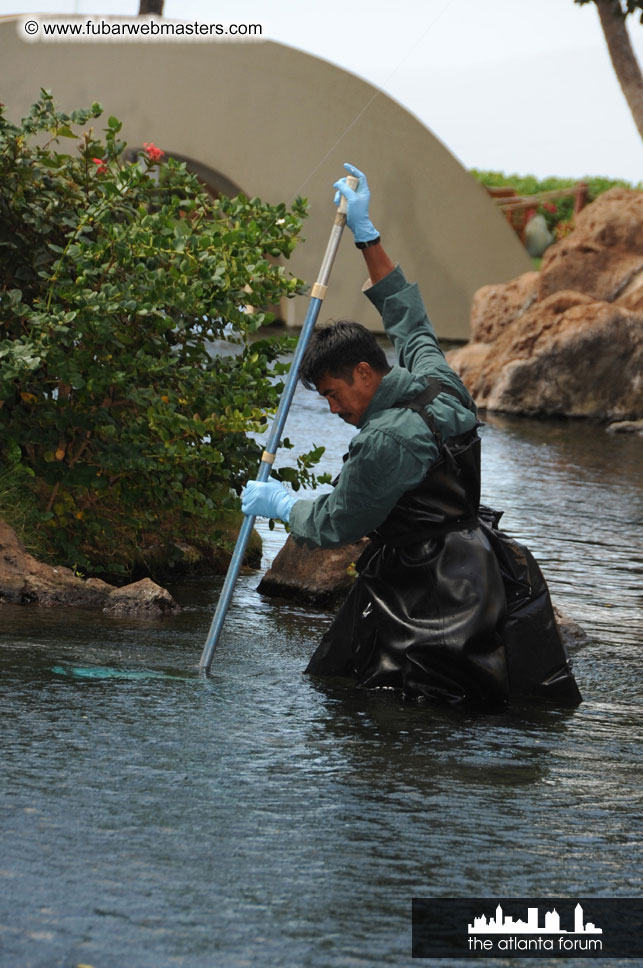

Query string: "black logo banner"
[412, 897, 643, 958]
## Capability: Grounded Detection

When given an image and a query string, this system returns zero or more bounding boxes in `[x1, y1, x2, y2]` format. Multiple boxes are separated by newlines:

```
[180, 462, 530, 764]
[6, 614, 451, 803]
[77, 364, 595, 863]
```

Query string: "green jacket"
[289, 265, 477, 548]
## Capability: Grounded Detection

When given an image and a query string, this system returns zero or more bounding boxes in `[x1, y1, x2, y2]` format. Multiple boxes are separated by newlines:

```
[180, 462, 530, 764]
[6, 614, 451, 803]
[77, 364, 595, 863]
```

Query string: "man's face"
[316, 363, 382, 426]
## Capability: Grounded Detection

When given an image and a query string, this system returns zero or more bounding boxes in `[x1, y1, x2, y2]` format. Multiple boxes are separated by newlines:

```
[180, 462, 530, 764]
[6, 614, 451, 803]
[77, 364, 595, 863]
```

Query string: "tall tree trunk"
[596, 0, 643, 140]
[139, 0, 164, 15]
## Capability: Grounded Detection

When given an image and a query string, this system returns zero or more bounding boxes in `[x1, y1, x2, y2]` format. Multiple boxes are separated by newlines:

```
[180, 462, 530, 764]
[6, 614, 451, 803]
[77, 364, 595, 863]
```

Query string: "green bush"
[0, 90, 323, 575]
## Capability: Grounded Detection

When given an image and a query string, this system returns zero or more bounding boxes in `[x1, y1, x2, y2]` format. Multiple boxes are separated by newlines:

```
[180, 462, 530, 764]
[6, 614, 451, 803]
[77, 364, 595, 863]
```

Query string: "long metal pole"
[200, 175, 358, 673]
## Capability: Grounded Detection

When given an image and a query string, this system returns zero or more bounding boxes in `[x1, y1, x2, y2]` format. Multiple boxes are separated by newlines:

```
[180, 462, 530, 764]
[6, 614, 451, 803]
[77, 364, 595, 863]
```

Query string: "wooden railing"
[487, 183, 588, 241]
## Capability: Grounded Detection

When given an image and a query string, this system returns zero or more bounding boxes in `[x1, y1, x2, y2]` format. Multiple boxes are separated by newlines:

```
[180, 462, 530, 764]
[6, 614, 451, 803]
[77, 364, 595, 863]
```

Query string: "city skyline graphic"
[468, 903, 603, 935]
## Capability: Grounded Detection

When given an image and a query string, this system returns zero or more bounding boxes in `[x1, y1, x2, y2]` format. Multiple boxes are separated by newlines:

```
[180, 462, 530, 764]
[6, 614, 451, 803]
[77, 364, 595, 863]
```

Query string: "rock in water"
[103, 578, 178, 615]
[258, 535, 370, 608]
[448, 188, 643, 421]
[606, 419, 643, 435]
[553, 607, 590, 652]
[450, 296, 643, 419]
[0, 520, 179, 614]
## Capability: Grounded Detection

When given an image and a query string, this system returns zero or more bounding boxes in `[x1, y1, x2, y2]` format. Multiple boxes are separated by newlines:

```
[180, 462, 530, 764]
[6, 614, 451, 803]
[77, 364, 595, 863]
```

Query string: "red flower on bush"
[143, 142, 164, 163]
[92, 157, 107, 174]
[543, 202, 557, 214]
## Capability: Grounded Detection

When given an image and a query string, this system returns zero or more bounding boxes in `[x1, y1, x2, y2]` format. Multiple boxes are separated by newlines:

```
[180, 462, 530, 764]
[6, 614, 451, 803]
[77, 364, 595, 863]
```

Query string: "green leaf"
[6, 438, 22, 464]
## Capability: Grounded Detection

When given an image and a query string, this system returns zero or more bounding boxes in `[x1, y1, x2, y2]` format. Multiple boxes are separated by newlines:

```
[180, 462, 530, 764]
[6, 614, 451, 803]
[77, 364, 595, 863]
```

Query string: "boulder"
[449, 188, 643, 420]
[446, 341, 494, 392]
[0, 520, 178, 613]
[566, 186, 643, 251]
[539, 189, 643, 305]
[614, 267, 643, 311]
[539, 242, 643, 304]
[553, 607, 591, 652]
[470, 271, 539, 342]
[452, 296, 643, 419]
[103, 577, 178, 615]
[257, 535, 370, 607]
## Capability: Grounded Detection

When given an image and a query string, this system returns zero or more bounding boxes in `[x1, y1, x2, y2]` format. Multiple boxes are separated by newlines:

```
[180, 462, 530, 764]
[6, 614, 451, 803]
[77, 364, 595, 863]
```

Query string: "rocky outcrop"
[258, 536, 589, 652]
[449, 188, 643, 421]
[0, 520, 179, 614]
[451, 295, 643, 418]
[539, 188, 643, 303]
[470, 271, 539, 343]
[258, 535, 370, 608]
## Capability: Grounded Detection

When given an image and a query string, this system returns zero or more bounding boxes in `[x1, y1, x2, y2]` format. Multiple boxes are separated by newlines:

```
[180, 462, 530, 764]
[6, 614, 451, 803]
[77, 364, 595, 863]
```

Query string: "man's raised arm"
[333, 163, 394, 284]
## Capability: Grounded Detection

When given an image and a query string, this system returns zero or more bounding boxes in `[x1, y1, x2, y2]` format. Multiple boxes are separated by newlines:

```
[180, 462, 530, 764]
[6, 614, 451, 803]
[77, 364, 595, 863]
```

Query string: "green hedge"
[471, 169, 643, 234]
[0, 91, 327, 577]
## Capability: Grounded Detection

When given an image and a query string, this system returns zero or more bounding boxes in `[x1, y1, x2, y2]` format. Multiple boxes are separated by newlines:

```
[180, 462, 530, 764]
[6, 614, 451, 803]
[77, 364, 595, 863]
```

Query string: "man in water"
[242, 164, 581, 707]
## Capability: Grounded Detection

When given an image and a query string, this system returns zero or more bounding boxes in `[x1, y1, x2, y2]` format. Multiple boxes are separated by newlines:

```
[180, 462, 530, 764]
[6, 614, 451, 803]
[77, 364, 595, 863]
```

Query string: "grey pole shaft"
[200, 175, 358, 673]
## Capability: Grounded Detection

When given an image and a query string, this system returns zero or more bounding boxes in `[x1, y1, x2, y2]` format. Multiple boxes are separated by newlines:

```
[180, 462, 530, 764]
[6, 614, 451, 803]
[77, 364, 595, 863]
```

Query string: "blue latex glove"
[241, 480, 296, 522]
[333, 162, 379, 244]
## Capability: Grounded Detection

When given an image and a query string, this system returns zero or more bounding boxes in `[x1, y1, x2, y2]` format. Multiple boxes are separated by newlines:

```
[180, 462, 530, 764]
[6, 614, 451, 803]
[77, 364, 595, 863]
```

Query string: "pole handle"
[337, 174, 359, 216]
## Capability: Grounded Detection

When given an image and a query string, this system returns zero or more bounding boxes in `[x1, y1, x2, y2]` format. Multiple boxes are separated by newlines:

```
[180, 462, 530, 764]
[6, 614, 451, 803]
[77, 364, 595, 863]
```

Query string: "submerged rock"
[553, 607, 591, 651]
[606, 419, 643, 435]
[0, 520, 179, 614]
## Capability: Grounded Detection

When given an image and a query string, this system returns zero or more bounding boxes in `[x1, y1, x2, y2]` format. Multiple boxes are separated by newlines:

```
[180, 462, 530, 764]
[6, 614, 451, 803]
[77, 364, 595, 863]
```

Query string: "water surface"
[1, 386, 641, 968]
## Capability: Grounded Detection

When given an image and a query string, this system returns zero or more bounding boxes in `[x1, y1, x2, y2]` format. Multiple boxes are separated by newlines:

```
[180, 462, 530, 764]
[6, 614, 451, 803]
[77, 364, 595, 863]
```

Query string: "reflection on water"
[478, 413, 643, 653]
[1, 386, 642, 967]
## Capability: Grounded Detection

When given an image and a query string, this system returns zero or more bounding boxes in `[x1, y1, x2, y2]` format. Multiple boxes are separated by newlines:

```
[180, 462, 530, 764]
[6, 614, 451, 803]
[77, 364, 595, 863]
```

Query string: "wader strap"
[392, 378, 468, 449]
[332, 379, 475, 486]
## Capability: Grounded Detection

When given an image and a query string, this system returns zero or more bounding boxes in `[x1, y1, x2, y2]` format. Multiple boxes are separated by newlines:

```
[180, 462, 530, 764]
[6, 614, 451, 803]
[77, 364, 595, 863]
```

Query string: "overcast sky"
[4, 0, 643, 182]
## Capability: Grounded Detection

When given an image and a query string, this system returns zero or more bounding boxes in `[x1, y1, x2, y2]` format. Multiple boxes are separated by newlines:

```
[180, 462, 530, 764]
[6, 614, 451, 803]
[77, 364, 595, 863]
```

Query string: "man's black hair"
[299, 320, 391, 390]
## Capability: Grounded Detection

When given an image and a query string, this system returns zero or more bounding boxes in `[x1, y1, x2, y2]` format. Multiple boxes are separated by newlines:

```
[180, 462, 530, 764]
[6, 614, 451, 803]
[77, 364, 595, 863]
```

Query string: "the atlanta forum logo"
[412, 896, 642, 958]
[468, 902, 602, 953]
